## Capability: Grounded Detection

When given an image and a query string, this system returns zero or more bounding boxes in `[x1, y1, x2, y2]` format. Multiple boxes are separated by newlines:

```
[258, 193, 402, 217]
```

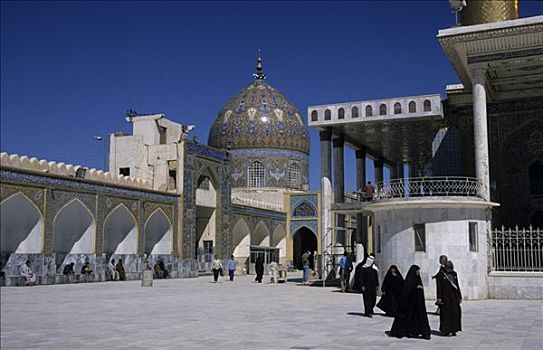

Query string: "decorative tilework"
[208, 79, 310, 154]
[0, 170, 178, 204]
[290, 194, 318, 216]
[290, 220, 318, 236]
[230, 149, 309, 161]
[231, 204, 286, 220]
[186, 140, 229, 161]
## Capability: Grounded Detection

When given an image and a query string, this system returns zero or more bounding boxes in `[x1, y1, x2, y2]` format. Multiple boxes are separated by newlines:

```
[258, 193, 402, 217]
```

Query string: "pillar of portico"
[333, 136, 345, 246]
[320, 128, 332, 182]
[355, 148, 367, 251]
[374, 159, 384, 187]
[472, 67, 490, 202]
[397, 163, 404, 181]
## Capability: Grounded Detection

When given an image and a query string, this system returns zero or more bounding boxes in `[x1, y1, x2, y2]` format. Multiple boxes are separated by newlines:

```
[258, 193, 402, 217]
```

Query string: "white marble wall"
[372, 203, 490, 300]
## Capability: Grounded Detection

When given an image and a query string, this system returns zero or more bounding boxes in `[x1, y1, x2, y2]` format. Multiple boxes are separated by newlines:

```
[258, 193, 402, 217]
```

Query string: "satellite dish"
[449, 0, 467, 13]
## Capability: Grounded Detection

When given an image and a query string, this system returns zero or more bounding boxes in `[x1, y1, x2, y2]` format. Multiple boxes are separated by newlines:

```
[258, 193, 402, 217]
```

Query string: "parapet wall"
[0, 152, 152, 190]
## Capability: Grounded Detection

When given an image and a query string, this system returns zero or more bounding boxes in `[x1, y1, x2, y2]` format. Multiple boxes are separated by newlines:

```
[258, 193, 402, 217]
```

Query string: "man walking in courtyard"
[227, 255, 236, 281]
[301, 250, 311, 284]
[339, 251, 353, 292]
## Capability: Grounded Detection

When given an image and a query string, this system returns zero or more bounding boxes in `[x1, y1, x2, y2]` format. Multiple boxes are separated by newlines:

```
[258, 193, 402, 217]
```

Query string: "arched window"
[365, 105, 373, 117]
[248, 161, 265, 188]
[197, 176, 210, 190]
[351, 106, 359, 118]
[288, 163, 302, 188]
[379, 104, 387, 115]
[423, 99, 431, 112]
[529, 161, 543, 195]
[408, 101, 416, 113]
[338, 108, 345, 119]
[311, 110, 318, 122]
[394, 102, 402, 114]
[324, 109, 331, 120]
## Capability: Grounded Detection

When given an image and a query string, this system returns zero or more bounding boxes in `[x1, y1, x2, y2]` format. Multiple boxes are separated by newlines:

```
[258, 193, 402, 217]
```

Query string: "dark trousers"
[340, 270, 351, 292]
[229, 269, 235, 281]
[363, 289, 377, 315]
[213, 269, 220, 282]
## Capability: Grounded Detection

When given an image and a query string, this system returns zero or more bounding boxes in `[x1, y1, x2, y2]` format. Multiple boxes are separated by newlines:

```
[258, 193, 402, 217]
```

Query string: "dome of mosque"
[208, 54, 310, 154]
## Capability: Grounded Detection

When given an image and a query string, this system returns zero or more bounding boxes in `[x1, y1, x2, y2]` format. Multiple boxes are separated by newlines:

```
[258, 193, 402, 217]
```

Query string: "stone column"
[355, 148, 367, 250]
[320, 128, 332, 182]
[374, 159, 384, 187]
[397, 163, 404, 181]
[333, 135, 345, 246]
[472, 67, 490, 201]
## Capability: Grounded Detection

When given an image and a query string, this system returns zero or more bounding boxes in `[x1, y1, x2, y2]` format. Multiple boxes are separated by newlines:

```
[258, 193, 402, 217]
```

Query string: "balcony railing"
[373, 176, 481, 199]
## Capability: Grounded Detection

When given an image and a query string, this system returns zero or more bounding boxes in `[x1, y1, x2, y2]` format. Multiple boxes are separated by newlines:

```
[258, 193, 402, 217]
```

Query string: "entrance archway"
[292, 227, 317, 270]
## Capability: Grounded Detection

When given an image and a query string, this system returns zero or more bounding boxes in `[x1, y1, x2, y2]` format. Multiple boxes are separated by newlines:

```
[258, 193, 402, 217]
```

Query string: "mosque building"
[1, 0, 541, 299]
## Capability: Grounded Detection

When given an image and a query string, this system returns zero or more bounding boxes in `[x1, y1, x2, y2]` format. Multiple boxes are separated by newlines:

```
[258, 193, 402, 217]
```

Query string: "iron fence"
[489, 226, 543, 272]
[375, 176, 481, 199]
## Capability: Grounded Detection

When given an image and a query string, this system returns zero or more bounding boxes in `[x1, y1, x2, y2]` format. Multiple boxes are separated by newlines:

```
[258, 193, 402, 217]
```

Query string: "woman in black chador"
[254, 256, 264, 283]
[389, 265, 431, 340]
[437, 260, 462, 336]
[377, 265, 404, 317]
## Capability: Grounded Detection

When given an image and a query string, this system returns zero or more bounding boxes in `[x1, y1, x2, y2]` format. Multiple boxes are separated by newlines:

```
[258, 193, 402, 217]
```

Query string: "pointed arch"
[144, 208, 172, 255]
[232, 218, 251, 258]
[253, 221, 271, 247]
[1, 192, 44, 254]
[103, 204, 138, 255]
[271, 224, 285, 248]
[53, 198, 95, 254]
[292, 200, 317, 217]
[292, 226, 318, 270]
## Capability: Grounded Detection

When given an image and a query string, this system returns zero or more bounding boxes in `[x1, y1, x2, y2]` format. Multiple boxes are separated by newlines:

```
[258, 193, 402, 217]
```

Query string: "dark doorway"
[292, 227, 317, 270]
[531, 211, 543, 229]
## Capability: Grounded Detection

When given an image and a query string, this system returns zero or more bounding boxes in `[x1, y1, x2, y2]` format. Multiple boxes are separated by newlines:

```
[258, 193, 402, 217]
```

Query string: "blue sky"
[2, 1, 542, 190]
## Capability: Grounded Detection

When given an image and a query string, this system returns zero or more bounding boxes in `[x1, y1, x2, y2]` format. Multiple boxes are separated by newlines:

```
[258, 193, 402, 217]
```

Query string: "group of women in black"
[354, 255, 462, 340]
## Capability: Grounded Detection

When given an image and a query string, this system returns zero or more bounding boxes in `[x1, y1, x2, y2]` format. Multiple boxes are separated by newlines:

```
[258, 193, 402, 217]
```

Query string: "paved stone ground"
[1, 273, 542, 350]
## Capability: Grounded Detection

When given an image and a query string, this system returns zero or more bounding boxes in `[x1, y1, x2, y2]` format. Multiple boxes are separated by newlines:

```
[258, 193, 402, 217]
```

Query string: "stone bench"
[55, 273, 95, 284]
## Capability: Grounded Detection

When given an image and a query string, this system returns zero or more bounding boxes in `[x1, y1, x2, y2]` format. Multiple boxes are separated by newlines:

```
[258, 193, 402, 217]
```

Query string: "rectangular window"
[168, 170, 177, 190]
[119, 167, 130, 176]
[159, 126, 167, 144]
[377, 225, 382, 253]
[414, 223, 426, 252]
[469, 222, 478, 252]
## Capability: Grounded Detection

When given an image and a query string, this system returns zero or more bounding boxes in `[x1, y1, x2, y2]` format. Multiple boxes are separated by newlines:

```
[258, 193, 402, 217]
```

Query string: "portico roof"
[438, 16, 543, 101]
[307, 94, 444, 165]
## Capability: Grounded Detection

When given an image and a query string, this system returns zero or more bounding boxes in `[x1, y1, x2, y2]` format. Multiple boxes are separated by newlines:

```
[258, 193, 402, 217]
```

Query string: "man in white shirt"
[19, 260, 36, 286]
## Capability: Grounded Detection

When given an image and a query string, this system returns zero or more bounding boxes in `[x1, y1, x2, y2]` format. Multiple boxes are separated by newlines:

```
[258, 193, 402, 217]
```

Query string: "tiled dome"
[208, 55, 310, 154]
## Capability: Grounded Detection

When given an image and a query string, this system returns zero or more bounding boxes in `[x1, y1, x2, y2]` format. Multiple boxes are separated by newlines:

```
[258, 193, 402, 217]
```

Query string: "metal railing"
[489, 226, 543, 272]
[374, 176, 481, 199]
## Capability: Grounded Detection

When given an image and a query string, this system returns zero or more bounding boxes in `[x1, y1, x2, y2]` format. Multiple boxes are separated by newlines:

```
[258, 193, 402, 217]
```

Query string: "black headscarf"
[384, 265, 403, 280]
[398, 265, 422, 313]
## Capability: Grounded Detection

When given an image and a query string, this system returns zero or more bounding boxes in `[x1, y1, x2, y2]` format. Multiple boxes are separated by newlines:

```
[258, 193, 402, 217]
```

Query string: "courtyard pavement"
[1, 272, 542, 350]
